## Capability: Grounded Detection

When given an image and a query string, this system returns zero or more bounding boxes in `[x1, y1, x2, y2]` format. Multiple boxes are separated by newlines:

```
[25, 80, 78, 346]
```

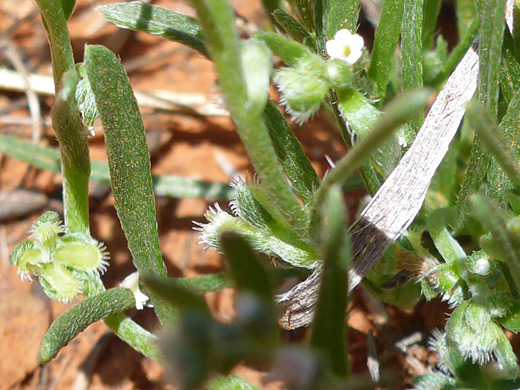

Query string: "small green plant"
[7, 0, 520, 388]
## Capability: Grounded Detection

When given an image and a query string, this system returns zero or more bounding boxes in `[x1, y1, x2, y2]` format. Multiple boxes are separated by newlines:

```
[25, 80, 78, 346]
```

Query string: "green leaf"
[60, 0, 76, 21]
[400, 0, 424, 137]
[144, 277, 211, 316]
[263, 99, 320, 204]
[368, 0, 405, 101]
[455, 2, 506, 229]
[219, 232, 274, 300]
[309, 89, 431, 237]
[422, 0, 440, 50]
[309, 185, 349, 377]
[500, 30, 520, 104]
[84, 45, 173, 324]
[470, 194, 520, 292]
[0, 134, 233, 201]
[428, 208, 466, 263]
[336, 87, 400, 177]
[456, 0, 478, 39]
[38, 288, 143, 364]
[323, 0, 360, 38]
[315, 0, 360, 52]
[97, 2, 207, 57]
[208, 375, 261, 390]
[431, 19, 480, 86]
[286, 0, 316, 32]
[477, 0, 506, 116]
[260, 0, 285, 28]
[255, 31, 312, 66]
[467, 99, 520, 200]
[272, 9, 313, 44]
[498, 299, 520, 332]
[190, 0, 307, 235]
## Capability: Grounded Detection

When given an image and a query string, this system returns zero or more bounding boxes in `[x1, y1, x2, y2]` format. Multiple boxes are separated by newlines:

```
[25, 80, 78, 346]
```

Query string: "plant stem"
[36, 0, 90, 234]
[189, 0, 307, 234]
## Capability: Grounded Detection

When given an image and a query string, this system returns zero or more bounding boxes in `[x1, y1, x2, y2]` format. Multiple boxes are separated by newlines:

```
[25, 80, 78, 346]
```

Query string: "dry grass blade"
[0, 38, 42, 143]
[278, 45, 479, 329]
[0, 67, 229, 117]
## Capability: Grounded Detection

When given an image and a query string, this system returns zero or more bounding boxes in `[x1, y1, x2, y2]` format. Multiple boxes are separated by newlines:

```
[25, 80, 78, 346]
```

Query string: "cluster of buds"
[10, 212, 109, 302]
[274, 29, 363, 124]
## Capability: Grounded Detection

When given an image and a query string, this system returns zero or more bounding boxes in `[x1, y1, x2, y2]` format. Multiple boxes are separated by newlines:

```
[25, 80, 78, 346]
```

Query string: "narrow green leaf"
[219, 232, 274, 300]
[478, 0, 506, 116]
[309, 89, 431, 237]
[432, 19, 480, 87]
[143, 277, 211, 316]
[97, 2, 207, 57]
[85, 45, 172, 324]
[255, 31, 312, 66]
[336, 87, 400, 177]
[260, 0, 285, 28]
[263, 99, 320, 204]
[309, 185, 349, 377]
[428, 208, 466, 263]
[208, 375, 261, 390]
[401, 0, 424, 137]
[498, 300, 520, 332]
[0, 134, 233, 201]
[286, 0, 316, 32]
[190, 0, 307, 234]
[455, 141, 491, 232]
[455, 0, 505, 230]
[322, 0, 360, 39]
[38, 288, 142, 364]
[60, 0, 76, 21]
[368, 0, 405, 101]
[467, 99, 520, 198]
[272, 9, 313, 44]
[513, 3, 520, 62]
[456, 0, 478, 39]
[328, 92, 381, 194]
[422, 0, 441, 50]
[471, 194, 520, 291]
[501, 30, 520, 104]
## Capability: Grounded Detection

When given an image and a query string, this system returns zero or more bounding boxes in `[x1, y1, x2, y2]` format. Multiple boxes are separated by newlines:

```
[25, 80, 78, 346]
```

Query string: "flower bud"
[325, 59, 354, 88]
[274, 66, 328, 124]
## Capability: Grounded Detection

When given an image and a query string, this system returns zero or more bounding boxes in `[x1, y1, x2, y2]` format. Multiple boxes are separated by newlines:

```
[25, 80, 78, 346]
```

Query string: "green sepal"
[54, 234, 108, 274]
[255, 31, 313, 66]
[10, 240, 45, 268]
[30, 211, 63, 251]
[38, 263, 82, 303]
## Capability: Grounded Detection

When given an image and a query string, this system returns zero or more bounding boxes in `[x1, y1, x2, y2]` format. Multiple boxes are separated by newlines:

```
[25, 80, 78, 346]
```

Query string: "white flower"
[120, 271, 149, 310]
[325, 29, 364, 64]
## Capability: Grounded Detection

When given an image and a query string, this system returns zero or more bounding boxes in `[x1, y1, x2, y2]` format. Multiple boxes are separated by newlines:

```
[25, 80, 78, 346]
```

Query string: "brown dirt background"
[0, 1, 466, 389]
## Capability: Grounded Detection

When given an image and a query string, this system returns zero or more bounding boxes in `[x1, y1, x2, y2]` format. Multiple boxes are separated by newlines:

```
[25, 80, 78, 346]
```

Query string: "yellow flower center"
[343, 46, 351, 58]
